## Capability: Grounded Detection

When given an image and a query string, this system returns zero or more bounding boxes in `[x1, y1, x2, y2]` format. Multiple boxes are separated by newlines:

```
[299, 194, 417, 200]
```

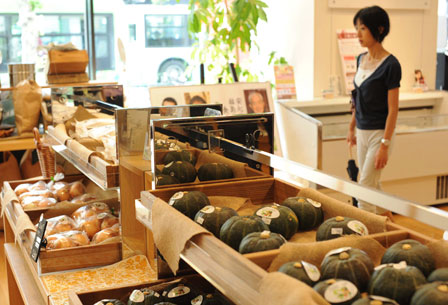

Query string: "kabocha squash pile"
[14, 179, 96, 209]
[42, 202, 120, 249]
[157, 148, 237, 186]
[275, 239, 446, 305]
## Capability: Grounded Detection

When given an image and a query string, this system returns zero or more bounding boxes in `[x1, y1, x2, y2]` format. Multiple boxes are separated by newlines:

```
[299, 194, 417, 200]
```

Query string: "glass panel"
[0, 16, 5, 34]
[41, 15, 60, 35]
[95, 35, 108, 57]
[94, 15, 108, 33]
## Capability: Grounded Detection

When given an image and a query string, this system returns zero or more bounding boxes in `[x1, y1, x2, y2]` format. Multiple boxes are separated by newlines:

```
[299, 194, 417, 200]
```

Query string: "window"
[145, 14, 192, 48]
[0, 13, 114, 73]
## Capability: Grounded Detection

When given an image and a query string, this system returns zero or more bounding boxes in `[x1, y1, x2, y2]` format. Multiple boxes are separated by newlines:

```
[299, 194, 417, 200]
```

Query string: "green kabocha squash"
[155, 174, 180, 186]
[316, 216, 369, 241]
[194, 206, 238, 237]
[428, 268, 448, 282]
[352, 295, 399, 305]
[238, 230, 286, 254]
[368, 263, 427, 305]
[162, 161, 197, 183]
[163, 150, 197, 166]
[281, 197, 324, 230]
[190, 293, 231, 305]
[219, 215, 269, 250]
[254, 204, 298, 240]
[161, 281, 199, 305]
[278, 261, 321, 286]
[168, 191, 210, 219]
[154, 303, 177, 305]
[381, 239, 435, 277]
[95, 300, 126, 305]
[321, 247, 374, 291]
[127, 287, 163, 305]
[313, 279, 361, 305]
[410, 282, 448, 305]
[197, 163, 234, 181]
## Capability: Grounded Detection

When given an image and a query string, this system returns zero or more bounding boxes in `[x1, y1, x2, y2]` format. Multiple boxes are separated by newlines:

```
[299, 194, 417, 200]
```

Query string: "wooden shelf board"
[0, 137, 35, 152]
[4, 243, 47, 305]
[0, 80, 117, 91]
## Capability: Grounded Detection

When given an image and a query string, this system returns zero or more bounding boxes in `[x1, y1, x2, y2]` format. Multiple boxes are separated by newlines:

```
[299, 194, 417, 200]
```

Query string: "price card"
[30, 217, 47, 262]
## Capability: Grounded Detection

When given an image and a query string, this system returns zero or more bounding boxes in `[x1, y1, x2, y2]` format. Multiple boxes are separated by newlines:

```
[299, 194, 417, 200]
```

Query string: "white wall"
[258, 0, 315, 100]
[314, 0, 439, 96]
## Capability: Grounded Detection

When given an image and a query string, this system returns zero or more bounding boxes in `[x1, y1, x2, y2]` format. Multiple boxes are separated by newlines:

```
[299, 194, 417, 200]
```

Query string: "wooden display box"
[47, 50, 88, 74]
[1, 174, 117, 217]
[143, 177, 397, 276]
[68, 275, 227, 305]
[150, 148, 271, 189]
[1, 176, 122, 274]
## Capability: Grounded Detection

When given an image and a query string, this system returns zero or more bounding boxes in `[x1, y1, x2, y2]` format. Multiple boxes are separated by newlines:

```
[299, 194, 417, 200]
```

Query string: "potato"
[21, 196, 44, 209]
[29, 181, 47, 191]
[14, 183, 31, 196]
[37, 197, 57, 207]
[98, 213, 119, 230]
[69, 181, 86, 199]
[46, 215, 77, 237]
[56, 187, 71, 202]
[91, 226, 119, 244]
[72, 202, 111, 221]
[65, 230, 90, 246]
[46, 234, 76, 249]
[78, 216, 102, 239]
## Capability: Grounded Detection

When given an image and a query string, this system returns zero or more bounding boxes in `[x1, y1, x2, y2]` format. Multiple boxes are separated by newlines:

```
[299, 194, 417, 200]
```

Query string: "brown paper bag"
[0, 151, 22, 184]
[19, 149, 42, 179]
[13, 80, 42, 136]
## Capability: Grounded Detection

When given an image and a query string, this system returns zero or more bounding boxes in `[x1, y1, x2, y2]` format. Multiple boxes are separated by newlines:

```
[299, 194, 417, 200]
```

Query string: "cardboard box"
[47, 50, 89, 75]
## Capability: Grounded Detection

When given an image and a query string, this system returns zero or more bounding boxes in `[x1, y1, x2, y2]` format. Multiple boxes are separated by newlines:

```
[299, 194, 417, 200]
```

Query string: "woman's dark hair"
[353, 6, 390, 43]
[190, 95, 206, 104]
[162, 97, 177, 105]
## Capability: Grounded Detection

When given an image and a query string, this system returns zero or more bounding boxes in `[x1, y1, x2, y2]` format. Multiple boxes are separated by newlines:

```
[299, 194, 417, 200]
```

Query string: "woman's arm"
[347, 110, 357, 146]
[375, 87, 399, 169]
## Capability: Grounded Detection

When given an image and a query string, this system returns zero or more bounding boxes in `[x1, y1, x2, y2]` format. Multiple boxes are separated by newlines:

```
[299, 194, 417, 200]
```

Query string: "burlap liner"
[298, 188, 387, 234]
[152, 197, 211, 274]
[208, 196, 252, 212]
[427, 240, 448, 268]
[15, 213, 37, 243]
[65, 106, 97, 135]
[76, 137, 104, 151]
[196, 150, 247, 178]
[48, 124, 71, 145]
[66, 139, 103, 163]
[259, 272, 329, 305]
[1, 186, 19, 217]
[268, 235, 387, 272]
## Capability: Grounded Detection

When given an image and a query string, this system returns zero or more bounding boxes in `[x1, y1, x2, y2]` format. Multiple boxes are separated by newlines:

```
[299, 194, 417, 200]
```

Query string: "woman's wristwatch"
[381, 138, 391, 147]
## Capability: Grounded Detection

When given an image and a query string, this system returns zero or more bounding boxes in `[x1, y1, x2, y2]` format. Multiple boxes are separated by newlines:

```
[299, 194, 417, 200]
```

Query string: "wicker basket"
[33, 127, 55, 178]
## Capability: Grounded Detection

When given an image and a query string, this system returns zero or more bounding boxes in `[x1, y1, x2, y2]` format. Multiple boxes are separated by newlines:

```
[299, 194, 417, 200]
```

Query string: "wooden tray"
[245, 225, 437, 270]
[2, 174, 118, 217]
[143, 177, 395, 277]
[68, 274, 226, 305]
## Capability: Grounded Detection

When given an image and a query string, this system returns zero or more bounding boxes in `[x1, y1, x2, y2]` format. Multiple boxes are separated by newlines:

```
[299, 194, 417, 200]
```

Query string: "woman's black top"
[353, 52, 401, 130]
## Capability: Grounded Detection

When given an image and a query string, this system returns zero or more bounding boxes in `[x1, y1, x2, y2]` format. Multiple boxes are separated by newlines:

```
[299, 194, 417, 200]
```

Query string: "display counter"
[276, 91, 448, 205]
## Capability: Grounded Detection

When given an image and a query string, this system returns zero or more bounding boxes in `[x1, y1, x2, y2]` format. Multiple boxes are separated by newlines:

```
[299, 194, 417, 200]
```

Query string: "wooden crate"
[144, 177, 395, 276]
[1, 176, 122, 274]
[1, 174, 117, 217]
[244, 226, 437, 270]
[47, 50, 88, 74]
[68, 275, 223, 305]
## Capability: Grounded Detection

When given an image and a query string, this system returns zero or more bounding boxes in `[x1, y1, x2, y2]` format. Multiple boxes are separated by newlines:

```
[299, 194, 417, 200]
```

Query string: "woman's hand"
[375, 146, 388, 169]
[347, 129, 357, 146]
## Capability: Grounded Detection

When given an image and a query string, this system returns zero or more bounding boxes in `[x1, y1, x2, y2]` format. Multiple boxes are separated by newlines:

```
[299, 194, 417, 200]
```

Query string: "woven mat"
[42, 255, 156, 305]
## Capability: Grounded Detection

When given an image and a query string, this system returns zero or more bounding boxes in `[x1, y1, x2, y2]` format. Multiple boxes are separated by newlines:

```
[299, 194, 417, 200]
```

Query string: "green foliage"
[187, 0, 269, 83]
[29, 0, 43, 11]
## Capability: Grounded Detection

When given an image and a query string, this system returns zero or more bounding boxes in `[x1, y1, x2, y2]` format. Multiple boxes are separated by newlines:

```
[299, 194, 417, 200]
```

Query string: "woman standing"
[347, 6, 401, 214]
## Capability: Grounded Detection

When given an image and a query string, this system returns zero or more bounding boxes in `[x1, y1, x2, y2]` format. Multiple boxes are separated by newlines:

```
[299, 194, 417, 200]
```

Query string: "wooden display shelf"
[0, 81, 117, 91]
[0, 137, 35, 152]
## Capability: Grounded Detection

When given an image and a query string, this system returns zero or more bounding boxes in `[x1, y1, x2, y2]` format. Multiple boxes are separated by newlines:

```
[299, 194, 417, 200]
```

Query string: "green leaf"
[255, 0, 268, 8]
[258, 7, 267, 22]
[268, 51, 276, 65]
[199, 0, 208, 9]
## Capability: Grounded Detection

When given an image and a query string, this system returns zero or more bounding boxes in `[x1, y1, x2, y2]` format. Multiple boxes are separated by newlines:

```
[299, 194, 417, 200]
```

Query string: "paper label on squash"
[375, 261, 407, 271]
[200, 205, 215, 214]
[169, 192, 184, 205]
[324, 247, 352, 259]
[256, 207, 280, 219]
[129, 290, 145, 302]
[302, 261, 320, 282]
[191, 295, 203, 304]
[196, 216, 205, 225]
[168, 286, 190, 298]
[347, 220, 368, 236]
[308, 199, 322, 208]
[370, 295, 399, 305]
[331, 228, 344, 235]
[324, 280, 358, 303]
